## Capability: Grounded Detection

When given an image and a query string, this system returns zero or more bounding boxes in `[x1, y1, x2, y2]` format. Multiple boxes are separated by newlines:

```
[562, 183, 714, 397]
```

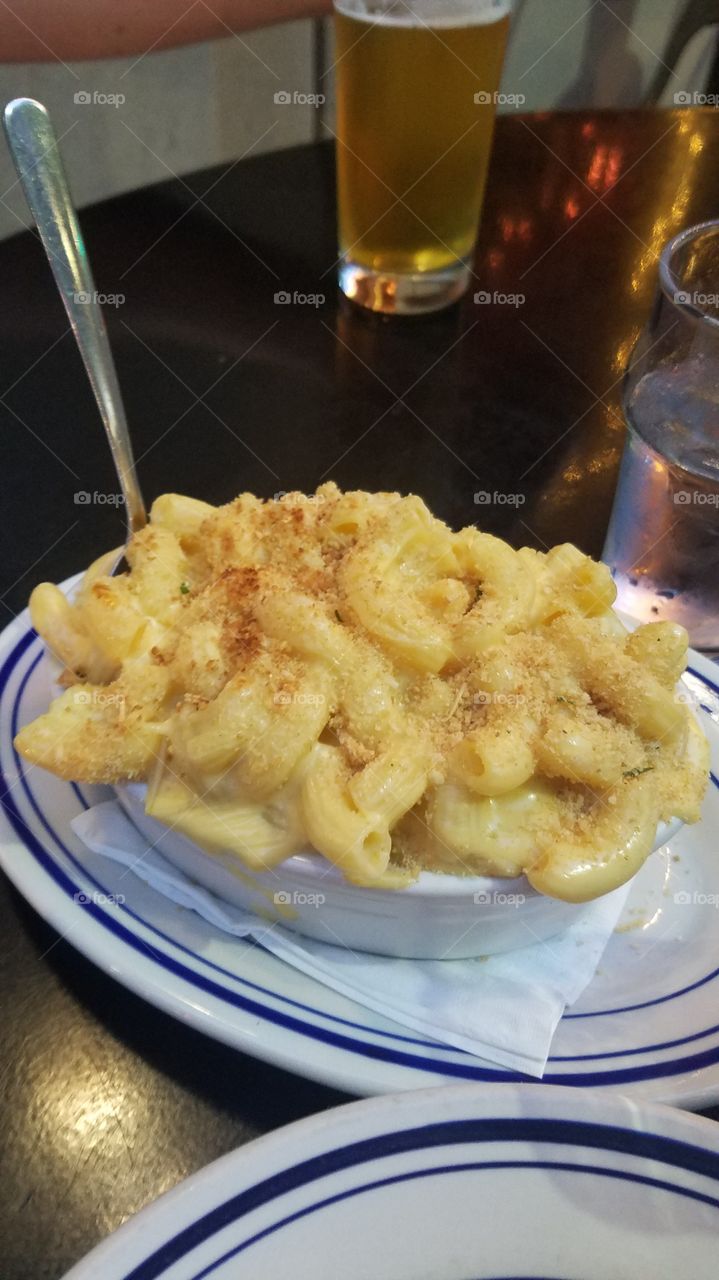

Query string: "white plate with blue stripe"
[60, 1084, 719, 1279]
[2, 593, 719, 1104]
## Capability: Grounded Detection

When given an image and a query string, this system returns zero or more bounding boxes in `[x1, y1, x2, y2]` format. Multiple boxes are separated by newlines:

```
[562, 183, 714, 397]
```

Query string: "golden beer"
[334, 1, 511, 312]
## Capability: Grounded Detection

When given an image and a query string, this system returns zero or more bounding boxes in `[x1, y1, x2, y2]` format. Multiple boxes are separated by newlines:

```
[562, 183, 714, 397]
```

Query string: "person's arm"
[0, 0, 333, 62]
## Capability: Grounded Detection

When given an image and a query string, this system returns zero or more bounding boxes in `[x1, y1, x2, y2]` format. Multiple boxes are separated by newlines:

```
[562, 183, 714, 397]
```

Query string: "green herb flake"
[623, 765, 654, 779]
[180, 582, 190, 595]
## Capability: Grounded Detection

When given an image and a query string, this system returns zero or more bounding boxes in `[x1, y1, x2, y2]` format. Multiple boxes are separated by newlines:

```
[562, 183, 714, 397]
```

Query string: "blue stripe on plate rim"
[3, 625, 719, 1086]
[112, 1117, 719, 1280]
[167, 1164, 719, 1280]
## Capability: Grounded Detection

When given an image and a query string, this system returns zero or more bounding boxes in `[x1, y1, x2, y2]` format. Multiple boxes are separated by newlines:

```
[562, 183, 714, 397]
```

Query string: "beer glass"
[333, 0, 512, 315]
[602, 220, 719, 652]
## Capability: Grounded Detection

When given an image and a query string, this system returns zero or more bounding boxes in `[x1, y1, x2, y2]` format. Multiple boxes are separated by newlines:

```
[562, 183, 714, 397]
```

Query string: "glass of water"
[603, 219, 719, 652]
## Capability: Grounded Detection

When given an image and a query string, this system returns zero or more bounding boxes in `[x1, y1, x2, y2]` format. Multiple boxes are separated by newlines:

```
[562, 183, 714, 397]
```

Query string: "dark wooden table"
[1, 109, 718, 1280]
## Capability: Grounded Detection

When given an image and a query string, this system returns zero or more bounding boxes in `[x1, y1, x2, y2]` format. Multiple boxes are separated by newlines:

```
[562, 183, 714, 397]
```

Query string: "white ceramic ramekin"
[116, 784, 680, 960]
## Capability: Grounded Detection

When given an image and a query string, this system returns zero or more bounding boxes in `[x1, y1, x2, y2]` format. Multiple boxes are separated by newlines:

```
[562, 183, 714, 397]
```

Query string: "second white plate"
[61, 1084, 719, 1280]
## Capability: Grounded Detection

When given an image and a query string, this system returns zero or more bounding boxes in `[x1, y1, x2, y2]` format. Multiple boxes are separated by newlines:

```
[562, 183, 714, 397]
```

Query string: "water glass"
[603, 219, 719, 652]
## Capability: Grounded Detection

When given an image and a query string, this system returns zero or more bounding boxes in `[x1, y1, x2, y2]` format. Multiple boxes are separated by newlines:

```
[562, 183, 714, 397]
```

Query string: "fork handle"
[3, 97, 146, 536]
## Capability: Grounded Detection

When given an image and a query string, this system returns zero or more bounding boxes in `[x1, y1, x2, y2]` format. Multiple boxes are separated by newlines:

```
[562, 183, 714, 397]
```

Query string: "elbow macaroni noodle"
[16, 484, 708, 903]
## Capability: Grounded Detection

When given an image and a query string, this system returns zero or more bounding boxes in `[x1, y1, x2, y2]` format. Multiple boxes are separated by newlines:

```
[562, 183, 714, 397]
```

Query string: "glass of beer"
[333, 0, 512, 315]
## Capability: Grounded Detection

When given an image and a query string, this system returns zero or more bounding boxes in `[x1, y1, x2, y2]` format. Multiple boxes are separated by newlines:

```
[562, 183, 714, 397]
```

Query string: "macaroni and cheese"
[16, 485, 708, 902]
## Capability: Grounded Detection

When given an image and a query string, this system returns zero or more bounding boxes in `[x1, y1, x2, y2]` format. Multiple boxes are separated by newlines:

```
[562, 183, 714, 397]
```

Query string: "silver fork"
[3, 96, 146, 574]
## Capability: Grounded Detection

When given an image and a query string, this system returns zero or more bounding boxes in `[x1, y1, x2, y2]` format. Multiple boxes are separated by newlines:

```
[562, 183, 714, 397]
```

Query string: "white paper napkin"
[71, 801, 631, 1078]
